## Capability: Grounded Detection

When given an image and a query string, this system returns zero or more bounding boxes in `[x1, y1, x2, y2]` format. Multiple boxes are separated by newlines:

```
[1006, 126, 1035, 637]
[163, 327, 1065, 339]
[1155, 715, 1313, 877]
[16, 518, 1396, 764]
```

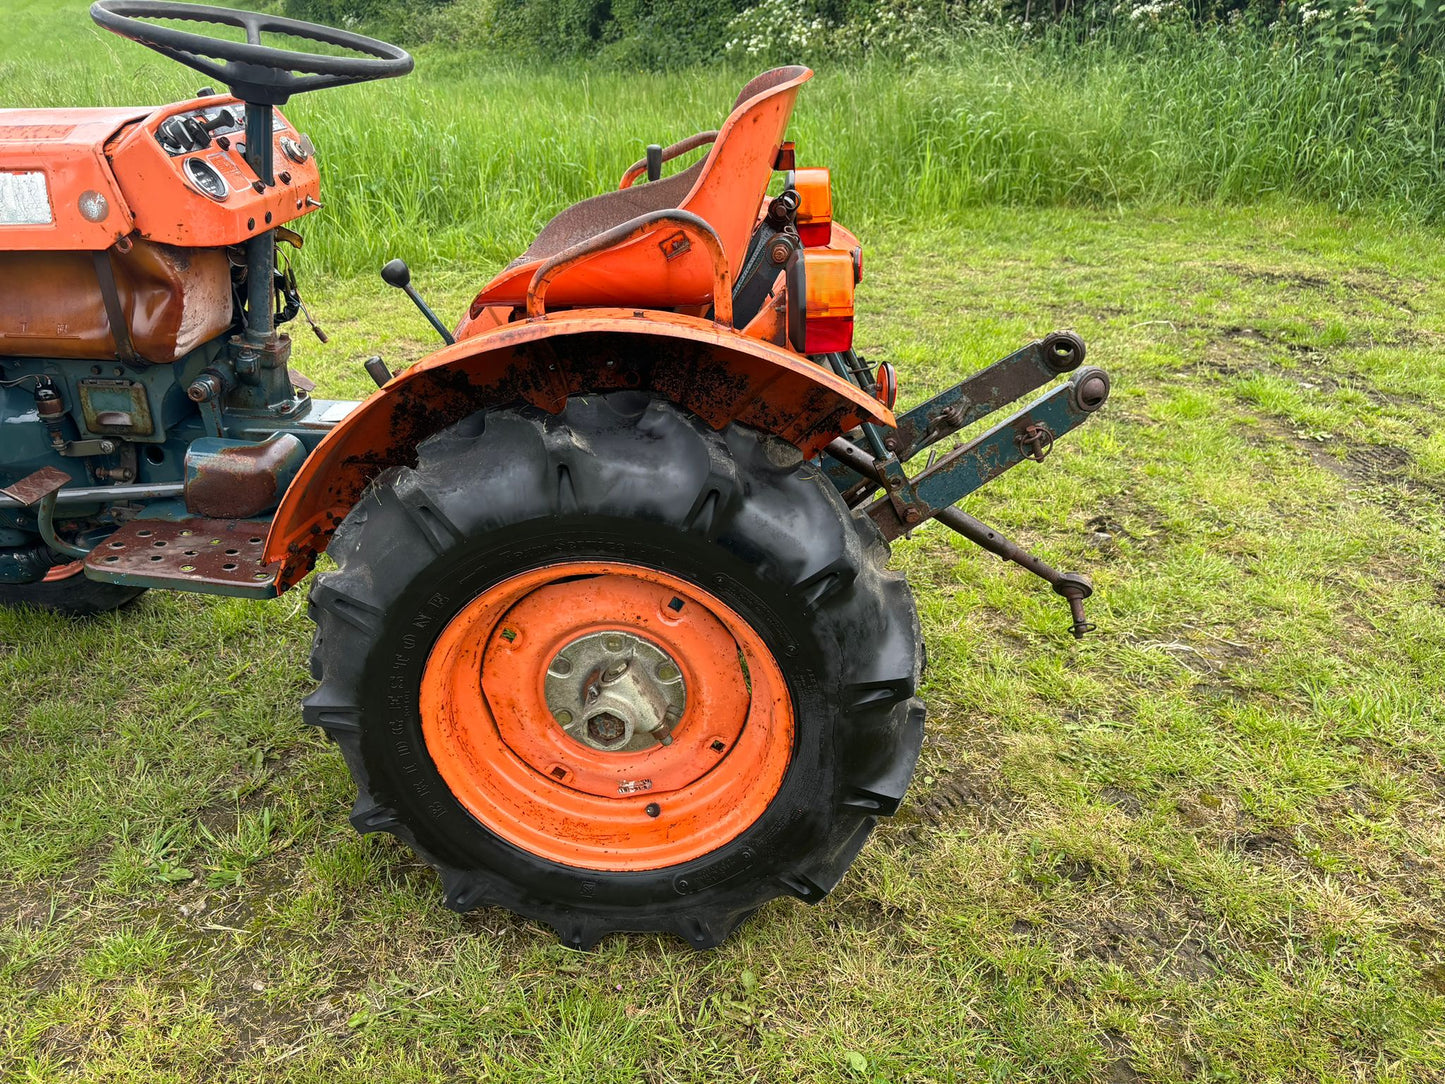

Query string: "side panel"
[0, 107, 143, 251]
[0, 241, 231, 361]
[263, 310, 894, 589]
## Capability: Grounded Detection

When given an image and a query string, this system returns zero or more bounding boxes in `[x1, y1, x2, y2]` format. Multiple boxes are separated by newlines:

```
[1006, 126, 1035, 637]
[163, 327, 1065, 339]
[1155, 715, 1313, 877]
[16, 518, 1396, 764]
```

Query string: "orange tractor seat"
[463, 66, 811, 324]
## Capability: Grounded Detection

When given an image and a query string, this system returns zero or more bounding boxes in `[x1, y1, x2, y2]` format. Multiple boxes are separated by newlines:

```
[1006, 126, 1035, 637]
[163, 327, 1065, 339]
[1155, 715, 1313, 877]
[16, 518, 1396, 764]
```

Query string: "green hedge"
[284, 0, 1445, 71]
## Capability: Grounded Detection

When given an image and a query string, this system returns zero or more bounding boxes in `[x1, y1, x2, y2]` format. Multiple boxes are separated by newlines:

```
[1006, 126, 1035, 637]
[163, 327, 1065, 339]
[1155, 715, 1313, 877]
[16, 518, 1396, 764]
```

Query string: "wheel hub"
[544, 630, 687, 752]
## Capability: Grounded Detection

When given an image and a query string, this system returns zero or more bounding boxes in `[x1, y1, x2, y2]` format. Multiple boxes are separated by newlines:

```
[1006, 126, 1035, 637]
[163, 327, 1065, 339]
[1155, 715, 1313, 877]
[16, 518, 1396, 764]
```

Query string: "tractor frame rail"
[821, 334, 1111, 638]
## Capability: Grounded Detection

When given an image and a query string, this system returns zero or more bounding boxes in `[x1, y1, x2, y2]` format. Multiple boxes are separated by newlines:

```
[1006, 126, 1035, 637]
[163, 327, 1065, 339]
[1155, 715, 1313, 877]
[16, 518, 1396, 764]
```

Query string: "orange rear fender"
[263, 309, 894, 589]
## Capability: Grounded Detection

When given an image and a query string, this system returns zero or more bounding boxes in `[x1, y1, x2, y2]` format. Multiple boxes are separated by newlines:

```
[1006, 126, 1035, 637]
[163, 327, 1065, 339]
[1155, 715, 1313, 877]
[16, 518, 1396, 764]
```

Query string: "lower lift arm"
[824, 334, 1111, 638]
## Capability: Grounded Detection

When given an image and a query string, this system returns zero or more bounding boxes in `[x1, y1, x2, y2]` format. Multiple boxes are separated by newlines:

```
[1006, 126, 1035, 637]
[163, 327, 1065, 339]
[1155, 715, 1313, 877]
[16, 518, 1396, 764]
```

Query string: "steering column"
[90, 1, 413, 394]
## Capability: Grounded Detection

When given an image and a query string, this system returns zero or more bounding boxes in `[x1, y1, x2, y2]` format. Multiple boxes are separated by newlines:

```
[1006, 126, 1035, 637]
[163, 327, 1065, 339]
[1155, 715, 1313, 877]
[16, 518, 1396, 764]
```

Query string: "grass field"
[4, 2, 1445, 1082]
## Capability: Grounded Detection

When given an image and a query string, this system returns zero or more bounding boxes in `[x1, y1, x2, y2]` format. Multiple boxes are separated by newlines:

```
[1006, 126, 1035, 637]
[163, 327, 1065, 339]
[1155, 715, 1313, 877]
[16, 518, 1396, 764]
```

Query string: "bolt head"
[587, 712, 628, 747]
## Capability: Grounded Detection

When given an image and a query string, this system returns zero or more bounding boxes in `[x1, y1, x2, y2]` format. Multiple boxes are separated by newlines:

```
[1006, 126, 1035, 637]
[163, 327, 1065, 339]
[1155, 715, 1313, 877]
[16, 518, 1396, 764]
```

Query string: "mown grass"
[5, 203, 1445, 1078]
[3, 2, 1445, 1081]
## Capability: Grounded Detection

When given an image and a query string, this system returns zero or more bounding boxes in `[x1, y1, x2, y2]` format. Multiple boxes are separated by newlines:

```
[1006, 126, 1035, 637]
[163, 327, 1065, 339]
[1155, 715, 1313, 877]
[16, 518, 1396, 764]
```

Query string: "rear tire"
[305, 392, 923, 948]
[0, 561, 145, 616]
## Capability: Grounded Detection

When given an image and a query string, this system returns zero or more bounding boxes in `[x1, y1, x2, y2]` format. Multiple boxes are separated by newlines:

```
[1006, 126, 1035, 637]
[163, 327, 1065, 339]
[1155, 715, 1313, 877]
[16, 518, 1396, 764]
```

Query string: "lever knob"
[380, 258, 410, 289]
[364, 356, 393, 388]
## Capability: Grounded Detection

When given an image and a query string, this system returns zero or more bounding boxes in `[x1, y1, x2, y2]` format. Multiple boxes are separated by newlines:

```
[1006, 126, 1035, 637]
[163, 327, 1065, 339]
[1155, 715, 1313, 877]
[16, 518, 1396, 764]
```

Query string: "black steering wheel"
[90, 1, 413, 105]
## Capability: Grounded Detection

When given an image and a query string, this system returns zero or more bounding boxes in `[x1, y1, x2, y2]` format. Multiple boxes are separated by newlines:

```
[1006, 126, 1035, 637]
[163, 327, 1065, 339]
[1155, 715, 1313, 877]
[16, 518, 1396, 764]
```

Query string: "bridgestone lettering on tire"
[304, 391, 924, 949]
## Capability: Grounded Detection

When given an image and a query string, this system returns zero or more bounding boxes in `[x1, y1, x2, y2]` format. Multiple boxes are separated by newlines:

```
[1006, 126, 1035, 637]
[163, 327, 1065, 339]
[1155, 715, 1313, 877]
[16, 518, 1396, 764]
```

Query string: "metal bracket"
[855, 367, 1110, 540]
[823, 332, 1094, 498]
[57, 437, 122, 457]
[886, 331, 1086, 461]
[0, 467, 91, 560]
[821, 361, 1112, 638]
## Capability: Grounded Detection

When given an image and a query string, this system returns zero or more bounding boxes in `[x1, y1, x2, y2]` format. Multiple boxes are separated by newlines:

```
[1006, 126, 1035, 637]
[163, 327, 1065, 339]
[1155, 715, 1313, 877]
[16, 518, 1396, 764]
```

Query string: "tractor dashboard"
[0, 96, 320, 253]
[106, 96, 321, 249]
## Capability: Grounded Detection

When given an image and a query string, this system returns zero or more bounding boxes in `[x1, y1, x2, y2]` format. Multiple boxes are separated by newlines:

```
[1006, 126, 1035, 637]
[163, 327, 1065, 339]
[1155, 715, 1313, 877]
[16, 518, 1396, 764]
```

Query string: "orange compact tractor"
[0, 3, 1110, 947]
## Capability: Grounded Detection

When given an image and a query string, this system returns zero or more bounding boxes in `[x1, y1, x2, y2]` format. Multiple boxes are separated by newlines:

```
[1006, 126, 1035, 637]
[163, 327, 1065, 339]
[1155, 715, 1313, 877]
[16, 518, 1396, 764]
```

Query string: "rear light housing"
[787, 248, 855, 355]
[792, 167, 832, 247]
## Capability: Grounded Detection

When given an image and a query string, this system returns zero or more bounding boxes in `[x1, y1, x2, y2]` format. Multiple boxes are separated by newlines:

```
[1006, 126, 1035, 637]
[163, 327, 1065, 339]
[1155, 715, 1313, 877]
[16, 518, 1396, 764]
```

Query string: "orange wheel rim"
[420, 562, 794, 871]
[42, 560, 85, 582]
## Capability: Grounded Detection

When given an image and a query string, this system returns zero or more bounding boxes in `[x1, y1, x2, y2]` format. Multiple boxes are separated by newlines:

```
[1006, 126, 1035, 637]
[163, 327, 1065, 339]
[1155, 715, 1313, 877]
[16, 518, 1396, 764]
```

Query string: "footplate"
[84, 517, 282, 598]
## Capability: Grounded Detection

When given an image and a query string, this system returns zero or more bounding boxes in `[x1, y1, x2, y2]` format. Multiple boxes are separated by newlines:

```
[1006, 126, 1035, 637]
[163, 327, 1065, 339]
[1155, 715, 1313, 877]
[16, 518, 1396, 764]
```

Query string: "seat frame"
[464, 66, 812, 320]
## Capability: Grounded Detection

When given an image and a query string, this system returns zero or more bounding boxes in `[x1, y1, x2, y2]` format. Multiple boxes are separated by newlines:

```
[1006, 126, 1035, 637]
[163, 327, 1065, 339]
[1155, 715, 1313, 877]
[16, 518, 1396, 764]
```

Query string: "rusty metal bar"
[619, 130, 718, 189]
[0, 479, 184, 510]
[36, 491, 92, 559]
[884, 332, 1089, 463]
[863, 367, 1109, 539]
[934, 506, 1095, 638]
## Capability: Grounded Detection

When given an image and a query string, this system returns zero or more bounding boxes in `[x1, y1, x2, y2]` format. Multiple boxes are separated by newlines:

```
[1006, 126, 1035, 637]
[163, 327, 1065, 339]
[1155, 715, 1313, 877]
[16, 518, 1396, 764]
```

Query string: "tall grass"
[1, 5, 1442, 276]
[297, 33, 1445, 275]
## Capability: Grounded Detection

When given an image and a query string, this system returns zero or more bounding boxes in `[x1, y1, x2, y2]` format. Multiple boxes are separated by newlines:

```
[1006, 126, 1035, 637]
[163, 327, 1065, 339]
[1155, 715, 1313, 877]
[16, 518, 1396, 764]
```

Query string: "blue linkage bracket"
[819, 339, 1111, 638]
[864, 366, 1110, 539]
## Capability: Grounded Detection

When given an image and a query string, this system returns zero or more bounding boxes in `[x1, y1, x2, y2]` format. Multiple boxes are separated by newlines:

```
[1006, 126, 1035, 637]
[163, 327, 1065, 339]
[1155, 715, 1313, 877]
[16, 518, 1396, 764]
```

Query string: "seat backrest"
[685, 65, 812, 278]
[466, 66, 813, 316]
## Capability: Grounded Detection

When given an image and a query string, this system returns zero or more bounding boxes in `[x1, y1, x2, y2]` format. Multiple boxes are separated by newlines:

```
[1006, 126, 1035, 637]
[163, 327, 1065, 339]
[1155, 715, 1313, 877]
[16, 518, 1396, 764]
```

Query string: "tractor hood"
[0, 107, 148, 251]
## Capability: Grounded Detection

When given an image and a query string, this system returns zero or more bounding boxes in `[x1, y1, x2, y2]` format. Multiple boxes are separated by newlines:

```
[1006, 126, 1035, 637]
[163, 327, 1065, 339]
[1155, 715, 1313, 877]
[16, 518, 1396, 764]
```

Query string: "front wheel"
[0, 560, 145, 615]
[305, 392, 923, 948]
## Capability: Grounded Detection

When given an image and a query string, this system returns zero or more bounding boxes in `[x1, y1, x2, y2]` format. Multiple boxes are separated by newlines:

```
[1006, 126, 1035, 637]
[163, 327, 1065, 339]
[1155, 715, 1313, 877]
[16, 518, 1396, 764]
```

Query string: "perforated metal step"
[84, 517, 282, 598]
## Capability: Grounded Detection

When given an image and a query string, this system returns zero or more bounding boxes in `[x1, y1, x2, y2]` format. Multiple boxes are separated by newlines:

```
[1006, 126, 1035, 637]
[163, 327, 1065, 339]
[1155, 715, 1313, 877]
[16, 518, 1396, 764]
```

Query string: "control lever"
[363, 356, 392, 388]
[380, 258, 455, 345]
[200, 108, 237, 132]
[646, 143, 662, 183]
